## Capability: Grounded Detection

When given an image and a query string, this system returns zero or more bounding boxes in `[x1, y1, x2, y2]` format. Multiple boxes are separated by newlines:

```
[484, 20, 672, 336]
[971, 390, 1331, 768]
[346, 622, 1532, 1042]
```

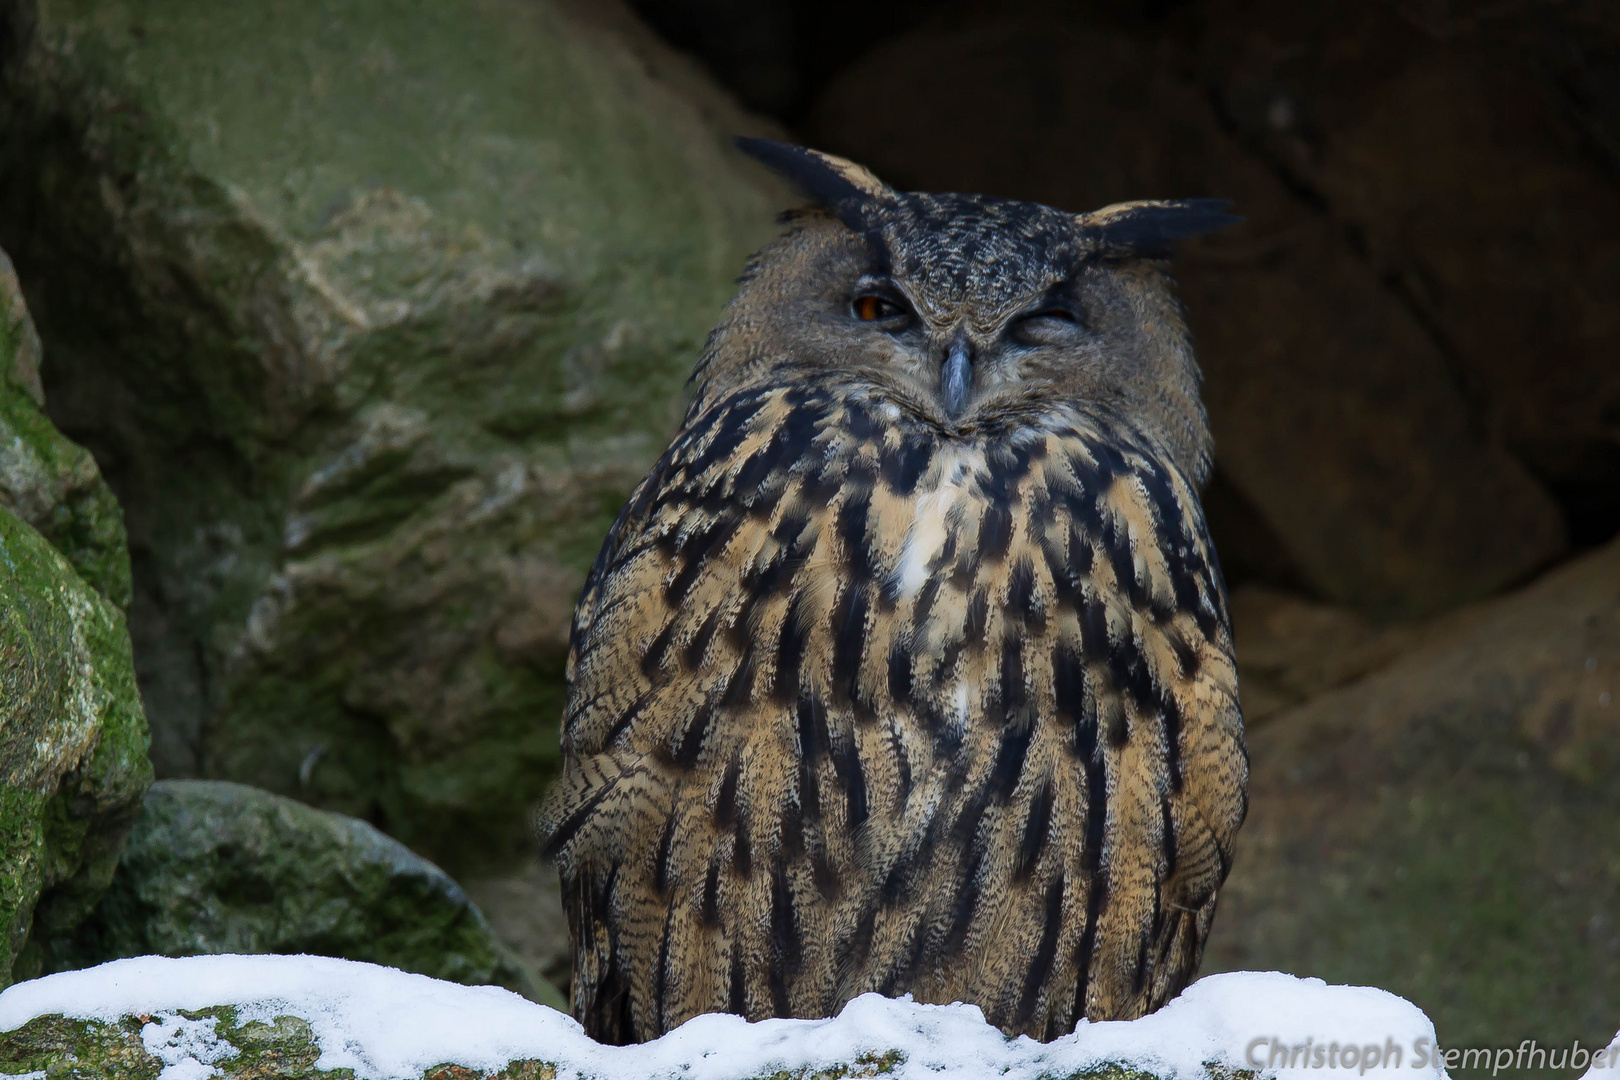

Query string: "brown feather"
[539, 380, 1245, 1042]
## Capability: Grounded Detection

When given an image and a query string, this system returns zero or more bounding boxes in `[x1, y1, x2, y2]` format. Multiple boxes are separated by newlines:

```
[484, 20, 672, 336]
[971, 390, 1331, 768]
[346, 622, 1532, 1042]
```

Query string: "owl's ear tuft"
[734, 138, 892, 231]
[1080, 199, 1241, 259]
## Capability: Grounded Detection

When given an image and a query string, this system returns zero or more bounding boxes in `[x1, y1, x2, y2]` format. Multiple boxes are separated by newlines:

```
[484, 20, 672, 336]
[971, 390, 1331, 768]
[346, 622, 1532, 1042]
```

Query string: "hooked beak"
[941, 335, 973, 419]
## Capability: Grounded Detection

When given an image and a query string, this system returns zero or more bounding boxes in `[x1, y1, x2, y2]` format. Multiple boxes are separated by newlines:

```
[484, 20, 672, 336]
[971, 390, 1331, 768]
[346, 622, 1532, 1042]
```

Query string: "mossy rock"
[0, 240, 148, 988]
[0, 504, 150, 987]
[0, 247, 130, 611]
[0, 0, 787, 873]
[54, 779, 566, 1010]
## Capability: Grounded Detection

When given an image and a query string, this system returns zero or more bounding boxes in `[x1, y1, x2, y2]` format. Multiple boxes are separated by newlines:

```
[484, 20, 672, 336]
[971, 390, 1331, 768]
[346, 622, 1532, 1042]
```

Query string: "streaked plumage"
[538, 141, 1247, 1045]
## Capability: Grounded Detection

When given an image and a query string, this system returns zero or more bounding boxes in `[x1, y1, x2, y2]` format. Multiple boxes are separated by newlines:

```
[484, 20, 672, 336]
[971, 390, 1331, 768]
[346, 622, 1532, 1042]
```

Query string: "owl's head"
[696, 139, 1239, 485]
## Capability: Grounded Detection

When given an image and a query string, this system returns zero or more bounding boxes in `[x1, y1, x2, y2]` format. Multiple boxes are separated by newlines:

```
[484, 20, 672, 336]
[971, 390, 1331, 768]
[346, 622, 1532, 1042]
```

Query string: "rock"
[0, 506, 150, 987]
[0, 954, 1450, 1080]
[0, 0, 787, 872]
[54, 779, 566, 1011]
[1228, 585, 1419, 724]
[804, 14, 1567, 617]
[1195, 0, 1620, 545]
[0, 247, 129, 610]
[0, 248, 149, 988]
[463, 859, 572, 996]
[1204, 536, 1620, 1055]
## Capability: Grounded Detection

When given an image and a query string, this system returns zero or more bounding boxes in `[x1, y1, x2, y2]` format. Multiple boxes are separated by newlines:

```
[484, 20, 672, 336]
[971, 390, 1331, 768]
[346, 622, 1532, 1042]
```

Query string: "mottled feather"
[541, 381, 1244, 1042]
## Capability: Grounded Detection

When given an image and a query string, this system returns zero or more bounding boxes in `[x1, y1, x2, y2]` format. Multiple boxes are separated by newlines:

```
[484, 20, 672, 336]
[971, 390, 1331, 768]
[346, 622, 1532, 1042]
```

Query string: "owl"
[538, 139, 1247, 1046]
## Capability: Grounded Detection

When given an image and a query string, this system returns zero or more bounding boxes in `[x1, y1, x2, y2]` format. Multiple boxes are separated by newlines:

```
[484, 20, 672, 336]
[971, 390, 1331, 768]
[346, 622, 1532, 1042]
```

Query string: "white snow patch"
[140, 1011, 239, 1080]
[1583, 1031, 1620, 1080]
[0, 954, 1446, 1080]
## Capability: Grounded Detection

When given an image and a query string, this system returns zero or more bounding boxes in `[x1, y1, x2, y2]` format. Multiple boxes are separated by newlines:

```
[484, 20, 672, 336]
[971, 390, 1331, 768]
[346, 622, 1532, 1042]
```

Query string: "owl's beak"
[941, 335, 973, 419]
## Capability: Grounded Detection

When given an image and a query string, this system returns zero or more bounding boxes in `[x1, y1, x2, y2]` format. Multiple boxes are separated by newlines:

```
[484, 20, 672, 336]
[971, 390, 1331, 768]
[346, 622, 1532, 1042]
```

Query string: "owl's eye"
[1011, 307, 1085, 346]
[852, 294, 903, 322]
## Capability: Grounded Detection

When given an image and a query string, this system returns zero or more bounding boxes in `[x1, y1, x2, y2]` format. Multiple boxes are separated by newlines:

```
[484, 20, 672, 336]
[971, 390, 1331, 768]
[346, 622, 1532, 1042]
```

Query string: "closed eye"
[1011, 307, 1085, 346]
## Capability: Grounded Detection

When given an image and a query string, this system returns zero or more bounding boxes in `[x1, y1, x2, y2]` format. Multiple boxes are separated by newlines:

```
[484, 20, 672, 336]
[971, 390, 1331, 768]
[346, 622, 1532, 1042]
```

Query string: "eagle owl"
[539, 140, 1247, 1045]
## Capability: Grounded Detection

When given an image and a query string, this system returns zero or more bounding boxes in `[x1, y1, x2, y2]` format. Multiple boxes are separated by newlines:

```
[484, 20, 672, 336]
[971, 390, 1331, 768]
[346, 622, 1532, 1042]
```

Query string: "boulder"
[1194, 0, 1620, 545]
[804, 14, 1567, 617]
[0, 247, 129, 610]
[1204, 536, 1620, 1056]
[0, 0, 787, 873]
[54, 779, 565, 1011]
[0, 507, 148, 987]
[463, 859, 572, 996]
[0, 246, 149, 988]
[1227, 584, 1419, 724]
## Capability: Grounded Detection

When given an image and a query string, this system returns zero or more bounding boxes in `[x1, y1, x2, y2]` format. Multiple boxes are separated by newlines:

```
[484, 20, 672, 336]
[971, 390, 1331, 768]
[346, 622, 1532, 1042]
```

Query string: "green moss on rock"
[0, 0, 787, 874]
[0, 1005, 564, 1079]
[0, 505, 151, 987]
[55, 779, 566, 1011]
[0, 248, 131, 611]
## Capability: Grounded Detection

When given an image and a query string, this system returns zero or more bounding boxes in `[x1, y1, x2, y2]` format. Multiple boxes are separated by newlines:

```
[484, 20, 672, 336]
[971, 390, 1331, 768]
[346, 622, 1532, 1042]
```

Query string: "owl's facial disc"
[848, 274, 982, 419]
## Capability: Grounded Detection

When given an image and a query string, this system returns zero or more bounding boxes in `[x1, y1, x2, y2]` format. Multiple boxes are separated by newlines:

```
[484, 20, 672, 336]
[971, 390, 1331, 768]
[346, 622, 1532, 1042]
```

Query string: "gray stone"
[57, 779, 566, 1011]
[0, 1005, 1141, 1080]
[0, 0, 788, 873]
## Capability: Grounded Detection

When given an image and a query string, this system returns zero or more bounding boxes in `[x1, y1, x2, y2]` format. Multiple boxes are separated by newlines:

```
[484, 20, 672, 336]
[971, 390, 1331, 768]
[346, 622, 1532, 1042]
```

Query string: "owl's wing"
[540, 382, 1246, 1041]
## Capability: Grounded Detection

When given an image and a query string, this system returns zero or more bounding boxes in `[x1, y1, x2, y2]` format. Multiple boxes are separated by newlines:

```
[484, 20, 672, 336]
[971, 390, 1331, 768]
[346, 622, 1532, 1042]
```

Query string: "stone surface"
[0, 505, 150, 987]
[804, 13, 1568, 617]
[1204, 536, 1620, 1063]
[463, 859, 572, 995]
[56, 779, 566, 1011]
[1195, 0, 1620, 545]
[0, 247, 149, 988]
[0, 247, 129, 610]
[1227, 585, 1419, 725]
[0, 0, 787, 873]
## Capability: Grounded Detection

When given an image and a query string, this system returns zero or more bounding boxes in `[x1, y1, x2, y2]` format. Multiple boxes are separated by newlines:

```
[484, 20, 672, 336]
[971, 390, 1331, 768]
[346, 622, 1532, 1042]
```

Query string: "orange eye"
[854, 295, 898, 321]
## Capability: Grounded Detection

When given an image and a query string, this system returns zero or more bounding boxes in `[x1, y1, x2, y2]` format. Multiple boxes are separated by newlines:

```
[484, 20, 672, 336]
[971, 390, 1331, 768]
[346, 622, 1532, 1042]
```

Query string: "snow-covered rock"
[0, 954, 1461, 1080]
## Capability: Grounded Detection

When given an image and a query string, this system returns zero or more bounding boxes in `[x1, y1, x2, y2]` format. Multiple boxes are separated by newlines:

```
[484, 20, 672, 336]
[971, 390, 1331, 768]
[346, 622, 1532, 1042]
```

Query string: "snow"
[0, 954, 1446, 1080]
[141, 1012, 239, 1080]
[1584, 1032, 1620, 1080]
